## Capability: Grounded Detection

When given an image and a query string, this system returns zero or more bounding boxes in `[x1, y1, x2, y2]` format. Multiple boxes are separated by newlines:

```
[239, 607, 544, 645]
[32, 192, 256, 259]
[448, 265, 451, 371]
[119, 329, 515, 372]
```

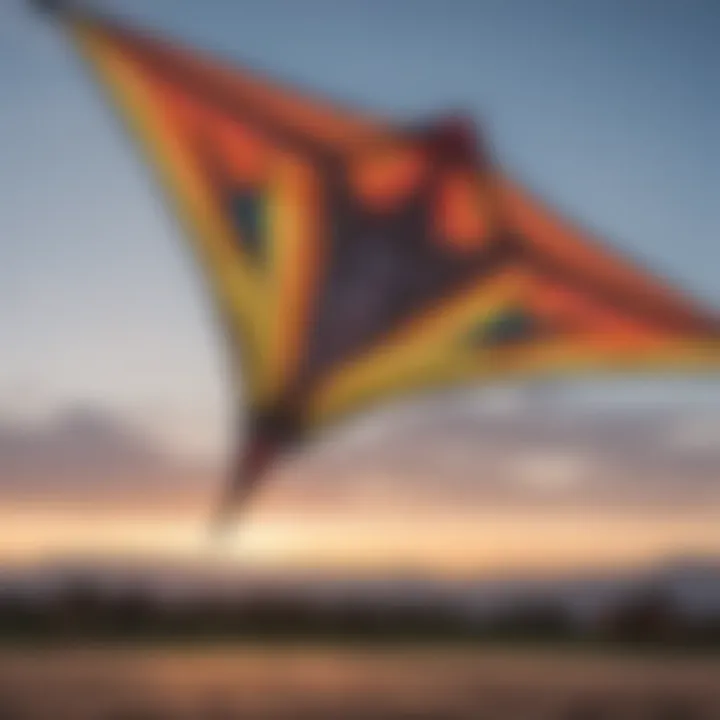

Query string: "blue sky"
[2, 0, 720, 454]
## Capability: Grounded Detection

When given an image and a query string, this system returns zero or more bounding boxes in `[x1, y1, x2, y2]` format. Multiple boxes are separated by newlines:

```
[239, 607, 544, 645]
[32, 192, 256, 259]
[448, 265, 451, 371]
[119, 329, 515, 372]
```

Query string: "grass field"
[0, 646, 718, 718]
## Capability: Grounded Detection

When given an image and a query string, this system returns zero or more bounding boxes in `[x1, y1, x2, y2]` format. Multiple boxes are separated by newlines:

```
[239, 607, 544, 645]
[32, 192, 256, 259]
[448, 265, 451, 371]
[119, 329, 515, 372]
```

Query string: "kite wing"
[307, 158, 720, 429]
[39, 1, 720, 516]
[42, 0, 386, 407]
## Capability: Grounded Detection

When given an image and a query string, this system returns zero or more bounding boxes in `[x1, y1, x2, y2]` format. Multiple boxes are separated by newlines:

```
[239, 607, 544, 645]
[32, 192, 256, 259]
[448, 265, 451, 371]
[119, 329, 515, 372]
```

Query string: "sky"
[1, 0, 720, 577]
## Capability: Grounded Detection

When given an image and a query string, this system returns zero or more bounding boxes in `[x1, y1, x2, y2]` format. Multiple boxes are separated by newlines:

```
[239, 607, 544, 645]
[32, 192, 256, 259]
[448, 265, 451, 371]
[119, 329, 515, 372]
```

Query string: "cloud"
[1, 394, 719, 515]
[278, 394, 720, 512]
[0, 405, 209, 504]
[511, 450, 590, 493]
[667, 413, 720, 454]
[0, 406, 161, 470]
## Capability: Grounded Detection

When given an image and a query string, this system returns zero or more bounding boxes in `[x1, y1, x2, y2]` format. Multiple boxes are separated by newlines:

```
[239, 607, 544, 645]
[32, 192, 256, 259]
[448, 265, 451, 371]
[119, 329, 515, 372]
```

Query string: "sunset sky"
[1, 0, 720, 578]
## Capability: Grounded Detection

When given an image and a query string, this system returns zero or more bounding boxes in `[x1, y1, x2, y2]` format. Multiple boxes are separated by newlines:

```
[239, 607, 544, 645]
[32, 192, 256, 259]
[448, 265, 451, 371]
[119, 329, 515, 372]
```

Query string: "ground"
[0, 645, 718, 718]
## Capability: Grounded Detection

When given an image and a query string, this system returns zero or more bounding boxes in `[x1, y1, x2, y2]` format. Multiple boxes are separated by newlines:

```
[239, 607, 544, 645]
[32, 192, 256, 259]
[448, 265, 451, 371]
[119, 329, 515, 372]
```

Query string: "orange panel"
[499, 175, 717, 335]
[350, 147, 427, 212]
[98, 21, 381, 149]
[435, 170, 491, 251]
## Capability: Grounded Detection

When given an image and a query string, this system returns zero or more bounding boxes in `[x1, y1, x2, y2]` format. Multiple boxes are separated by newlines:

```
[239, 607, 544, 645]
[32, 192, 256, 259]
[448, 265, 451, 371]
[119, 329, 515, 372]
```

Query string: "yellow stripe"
[310, 337, 720, 429]
[308, 273, 523, 423]
[68, 19, 278, 406]
[265, 157, 319, 397]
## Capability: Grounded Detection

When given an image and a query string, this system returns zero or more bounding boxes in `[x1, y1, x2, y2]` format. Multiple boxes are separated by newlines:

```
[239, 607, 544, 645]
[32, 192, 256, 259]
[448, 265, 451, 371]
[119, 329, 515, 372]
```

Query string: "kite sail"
[35, 0, 720, 519]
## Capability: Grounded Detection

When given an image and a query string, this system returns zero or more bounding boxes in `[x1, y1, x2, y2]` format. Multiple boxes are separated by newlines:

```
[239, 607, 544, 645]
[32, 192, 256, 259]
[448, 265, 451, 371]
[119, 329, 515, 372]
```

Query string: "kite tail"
[211, 405, 302, 534]
[211, 435, 277, 533]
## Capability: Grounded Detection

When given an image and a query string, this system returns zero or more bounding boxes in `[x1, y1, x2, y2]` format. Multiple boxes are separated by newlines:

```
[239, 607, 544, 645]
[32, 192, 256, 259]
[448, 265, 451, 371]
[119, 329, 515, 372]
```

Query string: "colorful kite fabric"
[36, 0, 720, 516]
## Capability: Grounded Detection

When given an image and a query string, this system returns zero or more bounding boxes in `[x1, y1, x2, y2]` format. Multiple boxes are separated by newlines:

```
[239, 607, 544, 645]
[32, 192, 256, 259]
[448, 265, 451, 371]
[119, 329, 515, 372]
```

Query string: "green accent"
[469, 307, 536, 348]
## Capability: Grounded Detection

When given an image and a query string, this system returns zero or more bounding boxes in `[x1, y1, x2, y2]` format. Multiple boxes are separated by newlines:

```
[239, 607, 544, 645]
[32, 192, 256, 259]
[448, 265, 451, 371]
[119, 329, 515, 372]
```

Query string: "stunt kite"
[33, 0, 720, 521]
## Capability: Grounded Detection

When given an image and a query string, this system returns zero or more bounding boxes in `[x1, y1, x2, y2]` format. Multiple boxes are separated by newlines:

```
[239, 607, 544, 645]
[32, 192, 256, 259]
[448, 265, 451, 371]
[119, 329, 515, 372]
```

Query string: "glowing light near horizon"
[2, 503, 720, 576]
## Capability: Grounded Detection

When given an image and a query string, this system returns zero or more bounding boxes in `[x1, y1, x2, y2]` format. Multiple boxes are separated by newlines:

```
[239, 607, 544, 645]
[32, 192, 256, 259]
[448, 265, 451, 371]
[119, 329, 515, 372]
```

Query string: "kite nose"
[421, 114, 484, 165]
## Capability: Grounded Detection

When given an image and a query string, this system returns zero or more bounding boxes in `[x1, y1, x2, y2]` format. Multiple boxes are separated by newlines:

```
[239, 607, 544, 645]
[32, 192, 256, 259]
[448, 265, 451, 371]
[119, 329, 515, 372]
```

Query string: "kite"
[33, 0, 720, 521]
